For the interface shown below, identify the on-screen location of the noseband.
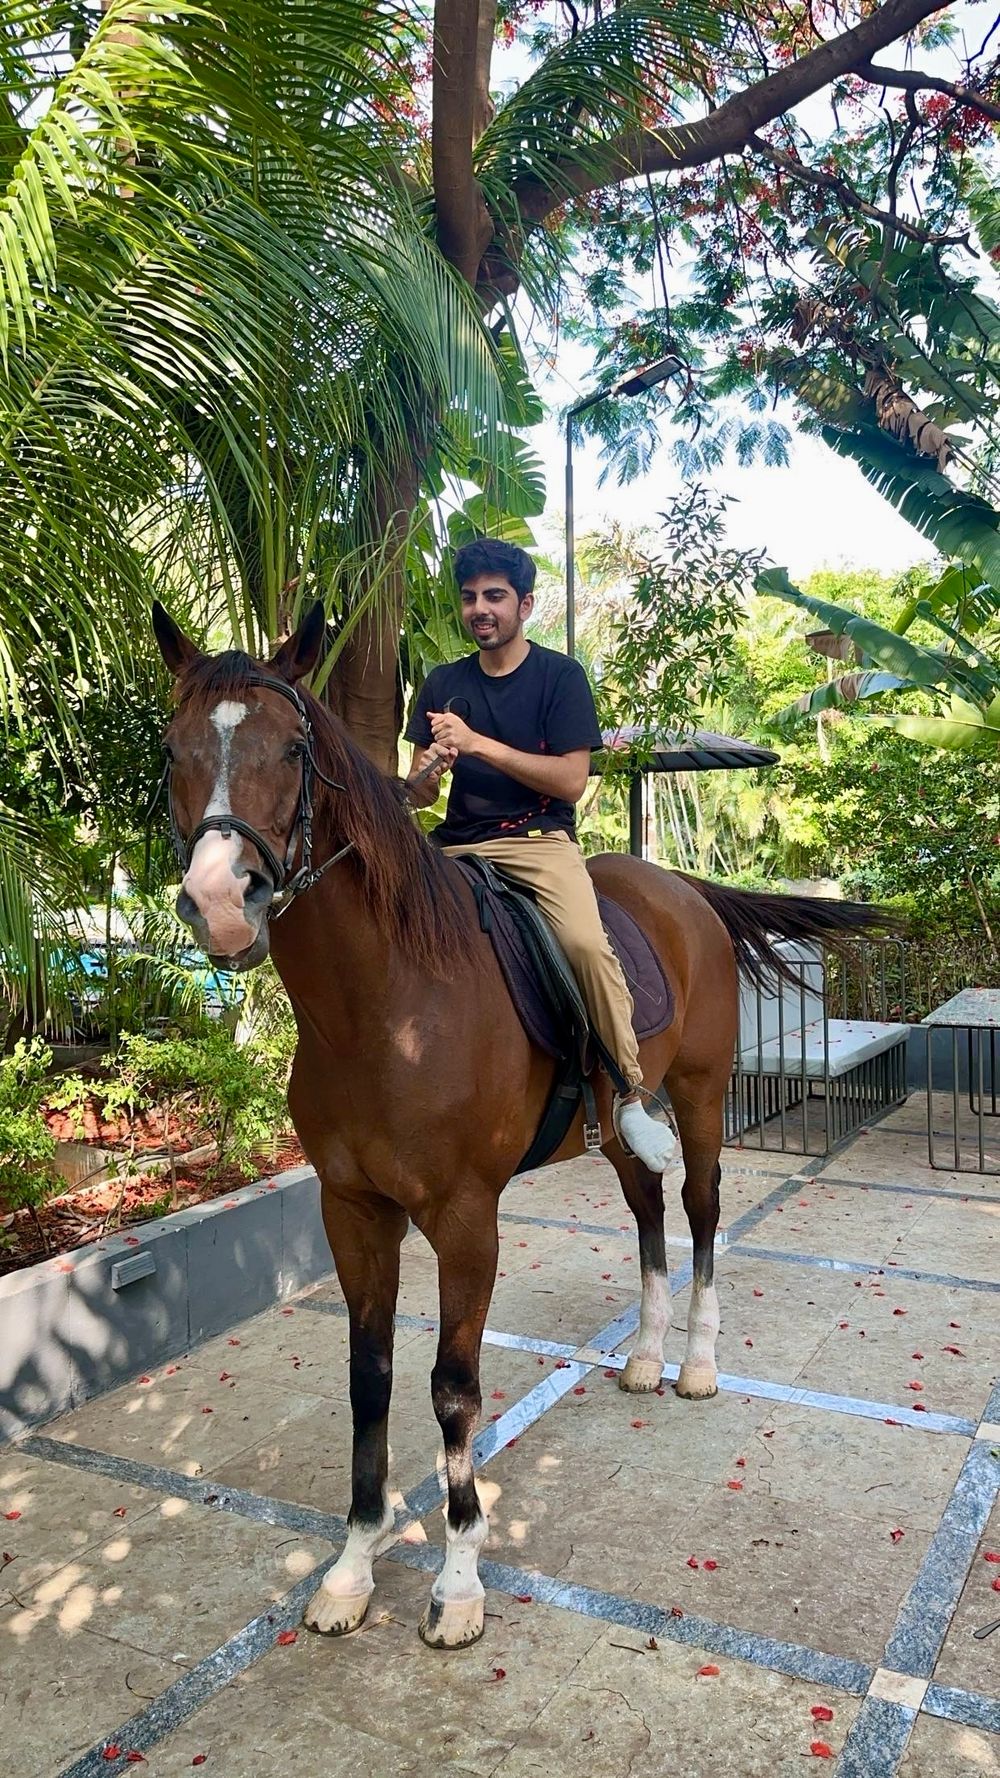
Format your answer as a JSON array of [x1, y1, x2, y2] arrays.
[[153, 670, 350, 919]]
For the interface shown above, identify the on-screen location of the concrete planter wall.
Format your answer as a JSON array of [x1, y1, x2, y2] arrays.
[[0, 1162, 329, 1443]]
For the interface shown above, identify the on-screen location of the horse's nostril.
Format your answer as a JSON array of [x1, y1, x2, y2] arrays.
[[176, 888, 200, 928], [244, 869, 273, 908]]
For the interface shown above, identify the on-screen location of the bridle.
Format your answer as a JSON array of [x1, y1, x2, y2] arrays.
[[151, 669, 351, 921]]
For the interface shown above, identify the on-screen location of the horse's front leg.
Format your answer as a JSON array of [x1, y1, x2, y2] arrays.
[[419, 1194, 498, 1650], [304, 1190, 407, 1636]]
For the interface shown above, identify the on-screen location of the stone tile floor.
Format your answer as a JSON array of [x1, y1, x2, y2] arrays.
[[2, 1093, 999, 1776]]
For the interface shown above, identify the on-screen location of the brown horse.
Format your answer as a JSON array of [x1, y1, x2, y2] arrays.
[[152, 601, 884, 1650]]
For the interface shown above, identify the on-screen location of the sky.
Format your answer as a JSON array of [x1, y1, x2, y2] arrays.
[[496, 1, 994, 584]]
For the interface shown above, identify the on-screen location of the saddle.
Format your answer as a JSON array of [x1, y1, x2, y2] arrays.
[[454, 856, 674, 1174]]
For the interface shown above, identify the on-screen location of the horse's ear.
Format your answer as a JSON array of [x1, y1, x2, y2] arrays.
[[152, 602, 201, 677], [270, 601, 326, 684]]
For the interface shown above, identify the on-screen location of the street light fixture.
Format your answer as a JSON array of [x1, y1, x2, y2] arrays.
[[564, 354, 683, 658]]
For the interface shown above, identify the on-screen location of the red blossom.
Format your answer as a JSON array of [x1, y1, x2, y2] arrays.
[[704, 1559, 719, 1571], [276, 1629, 297, 1646], [811, 1706, 834, 1722], [514, 1593, 533, 1603], [697, 1664, 720, 1677], [3, 1510, 21, 1521], [810, 1742, 833, 1759], [687, 1556, 700, 1569], [889, 1528, 904, 1543]]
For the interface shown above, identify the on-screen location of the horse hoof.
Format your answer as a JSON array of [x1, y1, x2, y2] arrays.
[[418, 1593, 485, 1650], [619, 1356, 663, 1393], [674, 1364, 718, 1401], [303, 1583, 371, 1637]]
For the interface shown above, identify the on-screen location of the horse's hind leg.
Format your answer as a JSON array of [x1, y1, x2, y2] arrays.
[[304, 1190, 407, 1636], [668, 1068, 726, 1401], [609, 1148, 672, 1393]]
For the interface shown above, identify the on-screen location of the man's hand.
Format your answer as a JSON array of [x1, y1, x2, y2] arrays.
[[406, 744, 457, 808], [429, 710, 478, 755]]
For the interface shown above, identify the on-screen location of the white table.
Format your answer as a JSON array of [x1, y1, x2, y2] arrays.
[[923, 989, 1000, 1172]]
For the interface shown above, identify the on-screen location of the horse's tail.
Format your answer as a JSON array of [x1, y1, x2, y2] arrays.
[[679, 875, 900, 990]]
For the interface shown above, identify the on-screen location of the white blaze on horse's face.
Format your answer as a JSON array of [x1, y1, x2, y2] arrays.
[[181, 701, 257, 958]]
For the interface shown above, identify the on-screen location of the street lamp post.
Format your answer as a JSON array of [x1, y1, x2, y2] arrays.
[[564, 355, 682, 659]]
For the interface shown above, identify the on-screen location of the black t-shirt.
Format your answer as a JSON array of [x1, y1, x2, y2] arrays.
[[405, 644, 604, 846]]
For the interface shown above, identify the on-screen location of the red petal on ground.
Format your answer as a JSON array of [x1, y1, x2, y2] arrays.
[[736, 1458, 746, 1467], [630, 1419, 649, 1429], [138, 1376, 152, 1385], [912, 1404, 927, 1412], [218, 1372, 232, 1383], [893, 1308, 907, 1316], [670, 1606, 684, 1617], [687, 1556, 699, 1568], [604, 1369, 617, 1379], [907, 1381, 924, 1391], [573, 1386, 586, 1395], [123, 1237, 140, 1247], [942, 1346, 965, 1356], [912, 1352, 924, 1360], [697, 1665, 720, 1677], [889, 1528, 904, 1543], [3, 1510, 21, 1521], [601, 1273, 612, 1281], [703, 1559, 718, 1571], [950, 1321, 961, 1328], [113, 1507, 127, 1519], [727, 1481, 743, 1491], [753, 1289, 764, 1297], [276, 1629, 297, 1646], [192, 1760, 207, 1768], [102, 1749, 121, 1763], [514, 1593, 533, 1603], [489, 1667, 506, 1681], [537, 1357, 546, 1365], [201, 1406, 213, 1414], [489, 1412, 501, 1422], [984, 1552, 1000, 1562], [810, 1741, 833, 1758], [125, 1754, 146, 1764], [490, 1390, 506, 1400], [810, 1706, 834, 1722], [884, 1418, 901, 1426], [555, 1360, 570, 1369], [744, 1339, 753, 1348], [280, 1308, 294, 1316], [993, 1578, 1000, 1593], [228, 1339, 240, 1347]]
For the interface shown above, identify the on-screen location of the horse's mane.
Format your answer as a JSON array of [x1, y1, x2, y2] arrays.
[[175, 652, 469, 976]]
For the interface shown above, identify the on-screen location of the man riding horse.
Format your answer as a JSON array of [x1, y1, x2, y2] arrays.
[[405, 536, 674, 1175]]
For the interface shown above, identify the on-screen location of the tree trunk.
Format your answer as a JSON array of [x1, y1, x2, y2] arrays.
[[325, 453, 420, 774]]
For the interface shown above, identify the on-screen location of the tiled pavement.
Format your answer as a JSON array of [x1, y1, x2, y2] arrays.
[[2, 1096, 999, 1776]]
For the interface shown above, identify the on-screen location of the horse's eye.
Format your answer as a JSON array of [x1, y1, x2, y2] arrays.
[[162, 740, 176, 763], [285, 740, 305, 764]]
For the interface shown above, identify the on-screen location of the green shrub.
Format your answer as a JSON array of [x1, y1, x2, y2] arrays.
[[0, 1040, 60, 1217]]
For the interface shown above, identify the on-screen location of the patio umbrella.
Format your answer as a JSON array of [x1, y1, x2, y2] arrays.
[[593, 727, 780, 856]]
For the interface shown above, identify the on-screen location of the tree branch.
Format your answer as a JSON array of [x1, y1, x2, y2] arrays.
[[432, 0, 495, 281], [854, 57, 1000, 122], [750, 134, 971, 248], [512, 0, 958, 224]]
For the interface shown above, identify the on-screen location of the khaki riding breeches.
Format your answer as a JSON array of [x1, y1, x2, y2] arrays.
[[443, 830, 642, 1091]]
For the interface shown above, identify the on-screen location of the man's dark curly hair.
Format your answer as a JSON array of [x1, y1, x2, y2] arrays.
[[453, 537, 536, 601]]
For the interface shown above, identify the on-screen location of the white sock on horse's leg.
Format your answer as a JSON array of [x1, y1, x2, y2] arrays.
[[419, 1447, 488, 1649], [303, 1494, 395, 1636], [675, 1277, 720, 1399], [620, 1265, 670, 1392]]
